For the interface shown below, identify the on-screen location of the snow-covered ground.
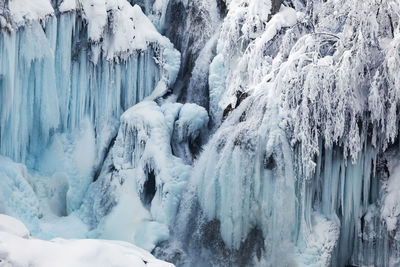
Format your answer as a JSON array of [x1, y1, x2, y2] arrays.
[[0, 214, 174, 267]]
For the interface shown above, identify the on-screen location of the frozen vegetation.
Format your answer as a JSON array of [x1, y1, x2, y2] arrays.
[[1, 0, 400, 266]]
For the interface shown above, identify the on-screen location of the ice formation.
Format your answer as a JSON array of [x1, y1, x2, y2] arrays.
[[0, 0, 181, 219], [157, 0, 400, 266], [2, 0, 400, 266], [0, 0, 180, 164], [78, 100, 208, 251], [0, 0, 182, 257]]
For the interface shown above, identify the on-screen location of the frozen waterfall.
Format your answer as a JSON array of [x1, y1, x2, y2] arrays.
[[2, 0, 400, 266]]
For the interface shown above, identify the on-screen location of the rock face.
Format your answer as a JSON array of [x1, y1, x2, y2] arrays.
[[2, 0, 400, 266], [0, 0, 8, 10], [271, 0, 284, 18]]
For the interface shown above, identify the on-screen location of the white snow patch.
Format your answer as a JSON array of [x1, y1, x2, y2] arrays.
[[175, 103, 209, 140], [0, 215, 174, 267], [0, 214, 29, 238], [57, 0, 179, 61], [59, 0, 77, 12], [257, 6, 297, 46], [10, 0, 181, 63], [9, 0, 54, 25]]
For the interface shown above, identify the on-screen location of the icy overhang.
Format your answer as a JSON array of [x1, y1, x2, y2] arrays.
[[8, 0, 54, 26], [5, 0, 180, 64]]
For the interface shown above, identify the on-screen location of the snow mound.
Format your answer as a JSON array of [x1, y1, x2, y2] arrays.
[[9, 0, 54, 25], [0, 214, 29, 238], [172, 103, 209, 164], [175, 103, 209, 139], [6, 0, 181, 65], [58, 0, 181, 62], [0, 215, 174, 267]]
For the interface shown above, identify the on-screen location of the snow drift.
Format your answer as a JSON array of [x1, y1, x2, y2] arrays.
[[0, 214, 174, 267]]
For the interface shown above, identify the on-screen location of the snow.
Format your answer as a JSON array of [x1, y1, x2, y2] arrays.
[[79, 0, 108, 42], [8, 0, 181, 63], [60, 0, 181, 62], [0, 215, 175, 267], [9, 0, 54, 25], [174, 103, 209, 145], [171, 103, 209, 164], [0, 214, 29, 238], [209, 53, 226, 123], [58, 0, 76, 12], [79, 1, 173, 56], [256, 7, 297, 46], [209, 4, 298, 125]]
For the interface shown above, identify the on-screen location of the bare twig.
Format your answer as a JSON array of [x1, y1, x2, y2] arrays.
[[313, 32, 340, 40]]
